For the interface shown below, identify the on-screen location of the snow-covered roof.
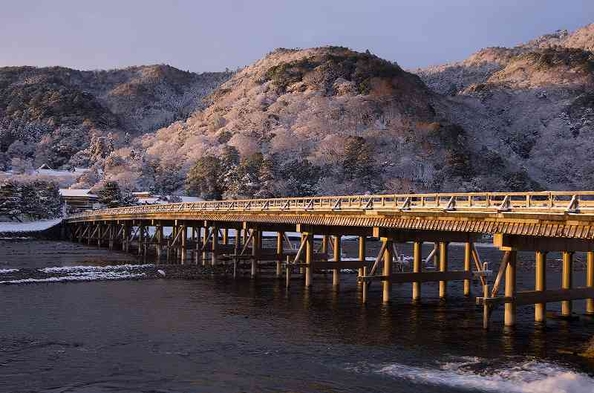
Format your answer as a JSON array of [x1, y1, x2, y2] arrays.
[[60, 188, 97, 197], [179, 196, 204, 203]]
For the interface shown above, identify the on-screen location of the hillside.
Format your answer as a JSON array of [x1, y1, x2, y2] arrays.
[[416, 23, 594, 190], [0, 65, 231, 170], [103, 47, 532, 197]]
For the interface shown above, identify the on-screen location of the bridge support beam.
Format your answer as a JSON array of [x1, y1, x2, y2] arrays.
[[586, 251, 594, 315], [358, 236, 366, 281], [382, 238, 393, 303], [251, 229, 260, 277], [463, 242, 472, 296], [412, 241, 422, 302], [333, 235, 341, 288], [181, 224, 187, 264], [438, 242, 449, 299], [535, 251, 547, 322], [276, 231, 284, 278], [211, 225, 219, 265], [305, 233, 314, 288], [504, 251, 517, 327], [561, 251, 573, 317]]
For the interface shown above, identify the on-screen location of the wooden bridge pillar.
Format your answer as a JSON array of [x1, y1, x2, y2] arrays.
[[358, 236, 366, 280], [180, 224, 187, 264], [251, 229, 260, 277], [321, 235, 329, 255], [222, 228, 229, 245], [438, 242, 449, 299], [332, 235, 341, 287], [412, 241, 422, 301], [535, 251, 547, 322], [382, 238, 394, 303], [588, 251, 594, 315], [562, 251, 574, 317], [305, 233, 314, 288], [211, 225, 219, 265], [156, 224, 163, 259], [276, 231, 284, 278], [97, 223, 102, 247], [463, 242, 472, 296], [138, 223, 145, 256], [504, 250, 517, 327], [108, 223, 114, 250]]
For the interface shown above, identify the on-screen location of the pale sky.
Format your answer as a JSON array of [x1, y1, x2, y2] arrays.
[[0, 0, 592, 72]]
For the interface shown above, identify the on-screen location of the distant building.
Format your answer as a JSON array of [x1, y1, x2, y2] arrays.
[[59, 189, 100, 213]]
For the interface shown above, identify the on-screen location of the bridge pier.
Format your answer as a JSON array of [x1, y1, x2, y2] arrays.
[[586, 251, 594, 315], [438, 242, 449, 299], [535, 251, 547, 322], [463, 242, 472, 296], [358, 236, 366, 281], [305, 233, 314, 288], [332, 235, 341, 288], [382, 238, 394, 303], [251, 229, 260, 277], [504, 251, 517, 327], [276, 231, 284, 278], [561, 251, 573, 317], [412, 241, 422, 302]]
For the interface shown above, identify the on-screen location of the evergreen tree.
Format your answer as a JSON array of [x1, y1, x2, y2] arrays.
[[342, 136, 376, 190], [0, 180, 23, 221], [185, 155, 224, 200], [97, 181, 124, 208]]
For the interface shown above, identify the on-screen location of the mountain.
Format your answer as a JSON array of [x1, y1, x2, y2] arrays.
[[3, 23, 593, 197], [106, 47, 532, 197], [416, 23, 594, 190], [0, 65, 231, 170]]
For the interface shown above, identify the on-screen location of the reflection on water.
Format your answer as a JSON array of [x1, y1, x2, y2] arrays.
[[0, 239, 593, 392]]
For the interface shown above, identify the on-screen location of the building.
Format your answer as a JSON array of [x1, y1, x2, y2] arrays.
[[59, 189, 100, 213]]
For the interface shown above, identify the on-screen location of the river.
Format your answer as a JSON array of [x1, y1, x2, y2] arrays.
[[1, 238, 593, 392]]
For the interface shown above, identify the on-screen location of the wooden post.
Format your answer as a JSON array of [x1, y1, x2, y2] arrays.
[[358, 236, 366, 280], [412, 241, 422, 301], [180, 224, 187, 264], [483, 284, 490, 329], [587, 251, 594, 315], [333, 235, 341, 287], [156, 223, 163, 260], [108, 224, 114, 250], [251, 229, 260, 277], [202, 225, 209, 265], [97, 223, 102, 247], [504, 250, 517, 327], [211, 225, 219, 265], [305, 233, 314, 288], [382, 238, 393, 303], [322, 235, 329, 255], [463, 242, 472, 296], [276, 231, 284, 278], [562, 251, 573, 317], [535, 251, 547, 322], [362, 266, 368, 304], [137, 223, 144, 256], [223, 228, 229, 245], [438, 242, 448, 299]]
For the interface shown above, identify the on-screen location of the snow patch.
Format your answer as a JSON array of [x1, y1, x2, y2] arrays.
[[0, 268, 19, 274], [0, 218, 62, 233]]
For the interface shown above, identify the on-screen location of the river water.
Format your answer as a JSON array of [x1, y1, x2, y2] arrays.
[[1, 238, 593, 393]]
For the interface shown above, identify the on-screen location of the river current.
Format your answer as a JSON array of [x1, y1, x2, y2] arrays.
[[1, 238, 593, 393]]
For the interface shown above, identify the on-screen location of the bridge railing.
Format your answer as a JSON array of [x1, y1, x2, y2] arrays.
[[67, 191, 594, 220]]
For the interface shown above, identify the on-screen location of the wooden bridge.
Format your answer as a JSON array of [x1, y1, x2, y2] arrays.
[[64, 191, 594, 328]]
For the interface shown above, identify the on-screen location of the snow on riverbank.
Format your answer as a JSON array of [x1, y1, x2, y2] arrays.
[[0, 218, 62, 233]]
